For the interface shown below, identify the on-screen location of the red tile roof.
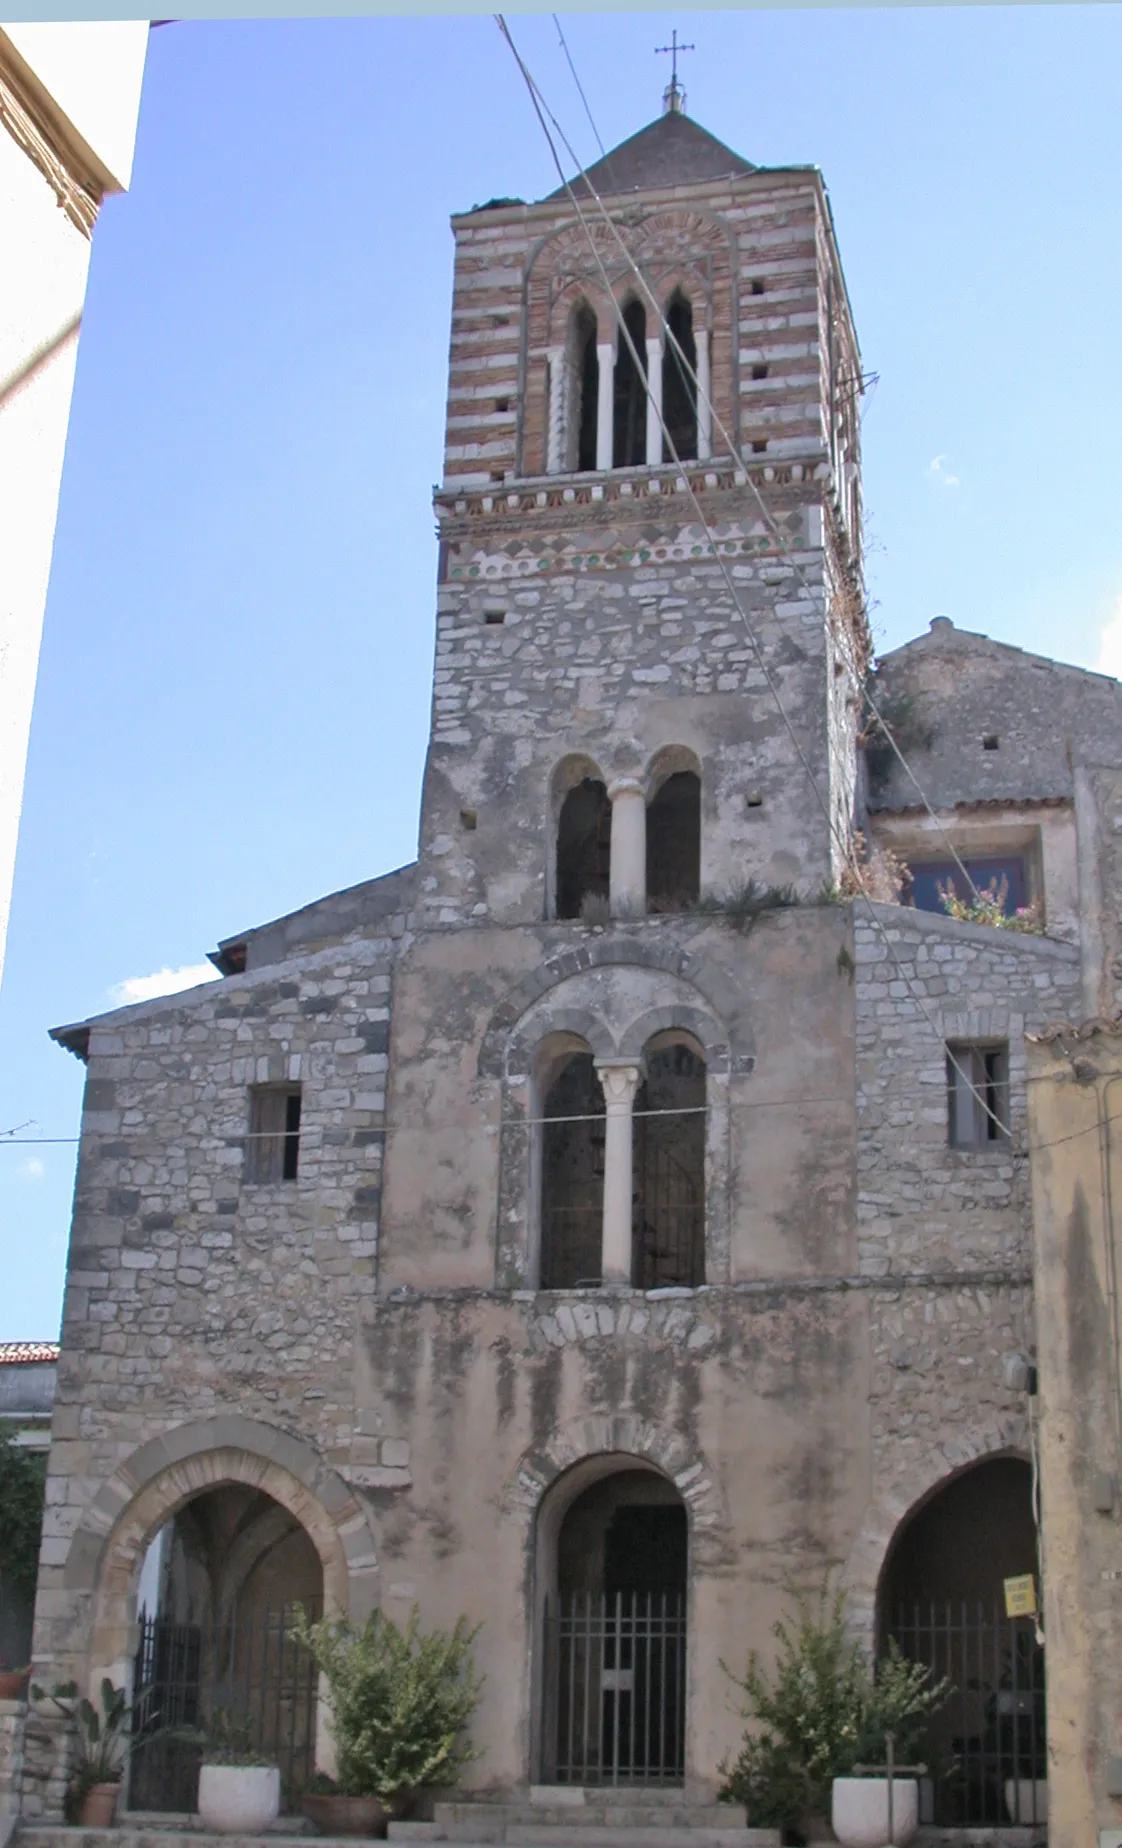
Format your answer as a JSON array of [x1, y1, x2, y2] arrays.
[[0, 1342, 59, 1364]]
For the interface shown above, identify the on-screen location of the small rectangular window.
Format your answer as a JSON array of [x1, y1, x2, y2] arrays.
[[751, 364, 769, 380], [947, 1043, 1009, 1148], [247, 1085, 302, 1183], [751, 278, 766, 296]]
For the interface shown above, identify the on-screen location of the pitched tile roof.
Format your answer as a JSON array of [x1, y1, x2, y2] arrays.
[[546, 110, 756, 202], [0, 1342, 59, 1365]]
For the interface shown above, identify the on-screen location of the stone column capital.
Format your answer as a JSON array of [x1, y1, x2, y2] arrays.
[[606, 776, 645, 803], [594, 1059, 644, 1110]]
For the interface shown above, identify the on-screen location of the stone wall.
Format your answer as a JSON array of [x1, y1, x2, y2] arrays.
[[0, 1700, 25, 1837], [869, 616, 1122, 813], [420, 524, 858, 926]]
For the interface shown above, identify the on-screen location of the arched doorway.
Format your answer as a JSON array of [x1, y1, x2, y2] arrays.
[[538, 1460, 687, 1786], [129, 1484, 323, 1811], [878, 1456, 1044, 1827]]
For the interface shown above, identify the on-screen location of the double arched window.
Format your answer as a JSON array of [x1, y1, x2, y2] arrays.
[[539, 1033, 707, 1290], [551, 751, 701, 920]]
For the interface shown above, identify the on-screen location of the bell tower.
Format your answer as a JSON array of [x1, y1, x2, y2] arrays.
[[418, 106, 868, 931]]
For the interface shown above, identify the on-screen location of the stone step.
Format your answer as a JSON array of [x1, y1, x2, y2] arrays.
[[392, 1827, 773, 1848], [431, 1804, 747, 1829]]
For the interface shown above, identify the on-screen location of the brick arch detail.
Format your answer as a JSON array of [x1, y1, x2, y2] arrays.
[[478, 934, 746, 1079], [501, 1414, 730, 1567], [840, 1419, 1031, 1649], [64, 1416, 379, 1685], [520, 207, 737, 476]]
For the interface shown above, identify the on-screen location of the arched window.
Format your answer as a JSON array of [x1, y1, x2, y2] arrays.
[[662, 293, 698, 463], [569, 304, 599, 473], [613, 298, 647, 468], [633, 1038, 705, 1288], [646, 770, 701, 912], [540, 1052, 605, 1289], [556, 777, 611, 920]]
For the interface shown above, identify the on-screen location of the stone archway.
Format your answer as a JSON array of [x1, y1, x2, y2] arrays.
[[840, 1420, 1031, 1650], [61, 1416, 377, 1691]]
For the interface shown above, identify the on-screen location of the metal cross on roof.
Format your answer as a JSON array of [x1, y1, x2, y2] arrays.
[[655, 29, 695, 114]]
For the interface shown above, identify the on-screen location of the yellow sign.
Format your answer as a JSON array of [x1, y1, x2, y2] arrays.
[[1004, 1574, 1038, 1617]]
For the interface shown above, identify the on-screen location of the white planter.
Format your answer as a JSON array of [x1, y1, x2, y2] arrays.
[[197, 1762, 281, 1833], [1004, 1777, 1049, 1825], [831, 1775, 919, 1847]]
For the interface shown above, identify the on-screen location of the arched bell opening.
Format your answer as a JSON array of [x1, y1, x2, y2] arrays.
[[613, 299, 648, 469], [646, 768, 701, 913], [662, 293, 698, 463], [570, 302, 600, 474], [632, 1035, 706, 1289], [129, 1484, 323, 1812], [555, 778, 612, 921], [535, 1457, 687, 1786], [877, 1455, 1044, 1828]]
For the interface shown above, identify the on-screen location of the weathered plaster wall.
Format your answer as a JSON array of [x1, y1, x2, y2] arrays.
[[1026, 1025, 1122, 1846], [353, 1288, 871, 1794], [380, 907, 855, 1294]]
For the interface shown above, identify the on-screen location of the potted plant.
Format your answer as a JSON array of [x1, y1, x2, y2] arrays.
[[33, 1677, 131, 1826], [830, 1648, 948, 1848], [290, 1604, 481, 1837], [720, 1585, 947, 1847], [192, 1704, 281, 1834]]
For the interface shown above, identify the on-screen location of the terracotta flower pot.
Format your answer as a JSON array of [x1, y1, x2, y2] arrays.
[[299, 1792, 390, 1837], [76, 1781, 122, 1828], [0, 1670, 29, 1701]]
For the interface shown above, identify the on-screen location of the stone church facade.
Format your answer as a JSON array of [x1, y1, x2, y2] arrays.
[[19, 104, 1122, 1825]]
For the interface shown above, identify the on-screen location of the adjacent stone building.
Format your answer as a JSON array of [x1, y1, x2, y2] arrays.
[[20, 97, 1122, 1835]]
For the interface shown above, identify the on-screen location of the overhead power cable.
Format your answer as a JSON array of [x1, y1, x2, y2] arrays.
[[493, 15, 1010, 1143]]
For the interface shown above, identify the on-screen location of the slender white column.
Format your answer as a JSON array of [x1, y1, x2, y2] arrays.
[[607, 777, 646, 917], [646, 334, 664, 467], [596, 1060, 643, 1286], [546, 346, 565, 474], [696, 326, 712, 461], [596, 342, 614, 472]]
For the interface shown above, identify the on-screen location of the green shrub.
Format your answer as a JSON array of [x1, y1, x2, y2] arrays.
[[290, 1605, 481, 1803], [0, 1429, 47, 1608], [720, 1584, 948, 1831]]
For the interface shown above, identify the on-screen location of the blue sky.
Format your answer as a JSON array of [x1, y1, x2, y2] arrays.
[[3, 5, 1122, 1338]]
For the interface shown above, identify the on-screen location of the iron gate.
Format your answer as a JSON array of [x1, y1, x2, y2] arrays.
[[888, 1602, 1046, 1827], [542, 1591, 685, 1785], [128, 1604, 320, 1812]]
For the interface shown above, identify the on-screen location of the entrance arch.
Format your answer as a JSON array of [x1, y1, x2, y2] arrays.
[[129, 1481, 324, 1810], [536, 1457, 687, 1787], [877, 1455, 1044, 1827]]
